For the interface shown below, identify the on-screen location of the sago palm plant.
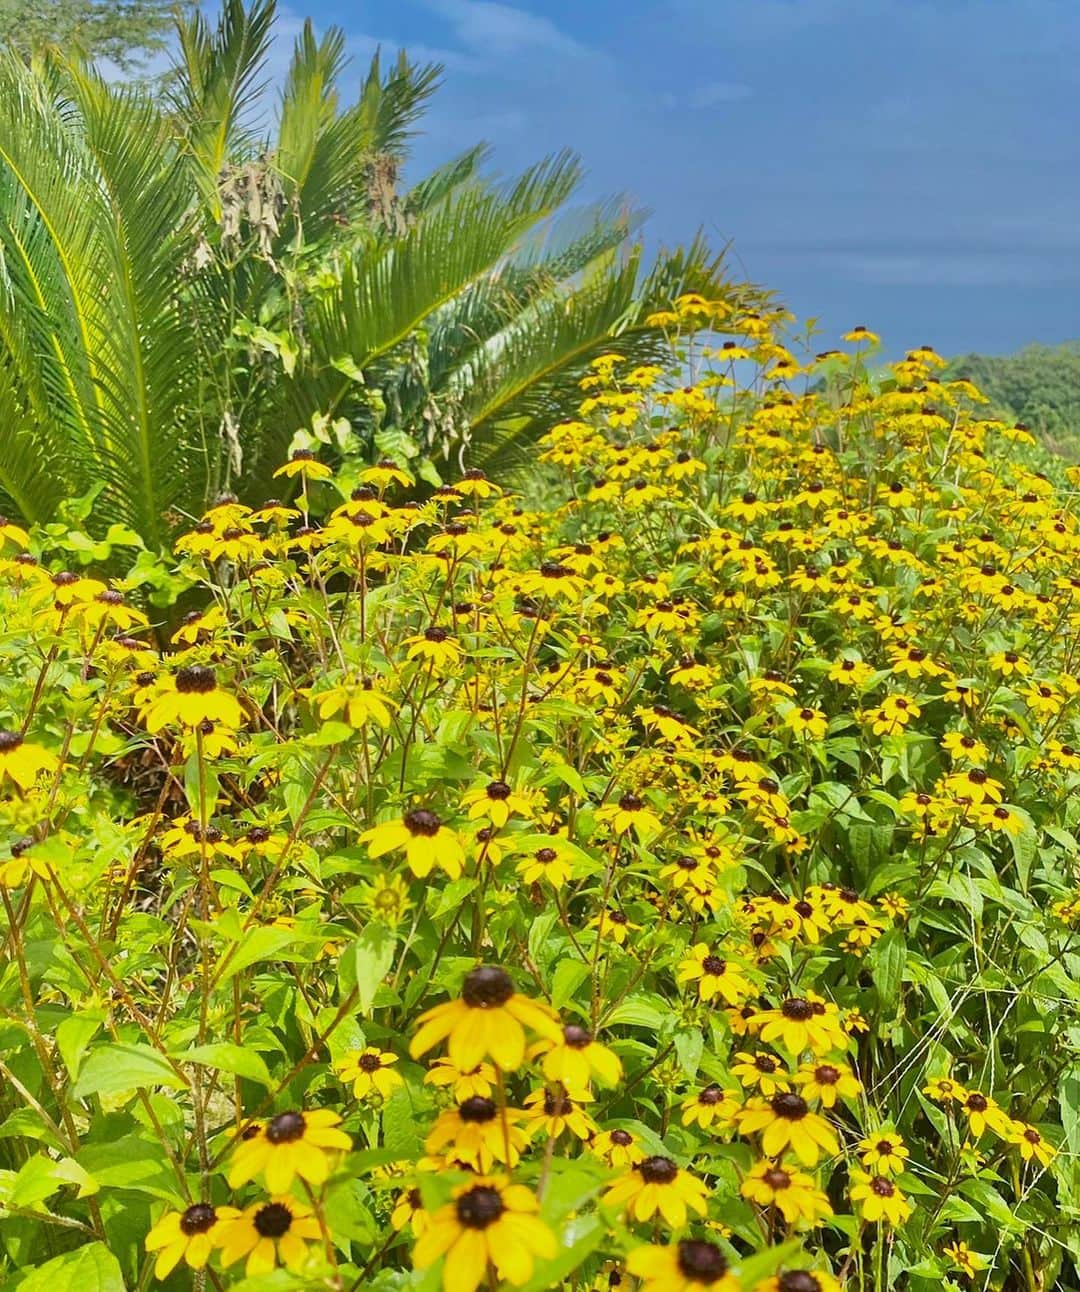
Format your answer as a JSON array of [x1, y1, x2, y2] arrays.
[[0, 0, 753, 544]]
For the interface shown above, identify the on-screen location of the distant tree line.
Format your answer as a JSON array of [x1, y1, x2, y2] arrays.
[[946, 342, 1080, 461]]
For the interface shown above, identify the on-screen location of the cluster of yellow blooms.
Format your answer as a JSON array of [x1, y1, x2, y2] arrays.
[[0, 293, 1075, 1290]]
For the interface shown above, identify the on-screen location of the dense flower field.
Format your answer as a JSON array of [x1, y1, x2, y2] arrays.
[[1, 298, 1078, 1291]]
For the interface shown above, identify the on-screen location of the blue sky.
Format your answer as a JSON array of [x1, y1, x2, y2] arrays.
[[278, 0, 1080, 357]]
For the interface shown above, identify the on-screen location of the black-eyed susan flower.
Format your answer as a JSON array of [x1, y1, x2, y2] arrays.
[[596, 791, 663, 838], [412, 1177, 555, 1292], [424, 1056, 497, 1101], [731, 1051, 790, 1097], [315, 677, 393, 729], [960, 1090, 1012, 1139], [522, 1086, 596, 1140], [410, 966, 561, 1071], [848, 1170, 912, 1225], [516, 844, 573, 889], [143, 665, 245, 732], [944, 1240, 988, 1277], [425, 1096, 528, 1170], [360, 808, 465, 879], [391, 1186, 429, 1236], [217, 1196, 322, 1275], [273, 448, 333, 482], [1007, 1121, 1055, 1166], [626, 1239, 741, 1292], [740, 1160, 833, 1225], [529, 1023, 622, 1089], [461, 779, 534, 828], [792, 1061, 861, 1108], [405, 626, 462, 671], [603, 1155, 709, 1227], [144, 1202, 239, 1278], [677, 945, 753, 1004], [680, 1083, 741, 1129], [754, 1270, 841, 1292], [587, 908, 640, 945], [227, 1108, 351, 1191], [335, 1047, 403, 1100], [858, 1131, 908, 1175], [591, 1127, 645, 1168], [0, 732, 57, 790], [752, 997, 847, 1056], [736, 1093, 838, 1165]]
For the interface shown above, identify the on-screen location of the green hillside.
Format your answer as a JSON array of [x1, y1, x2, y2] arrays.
[[946, 341, 1080, 459]]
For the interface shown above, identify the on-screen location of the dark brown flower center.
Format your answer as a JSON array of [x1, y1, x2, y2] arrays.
[[610, 1129, 633, 1146], [266, 1111, 306, 1144], [638, 1155, 679, 1184], [702, 955, 726, 976], [180, 1203, 217, 1235], [781, 997, 813, 1021], [763, 1166, 791, 1190], [358, 1052, 382, 1073], [779, 1275, 821, 1292], [870, 1177, 895, 1197], [462, 966, 514, 1008], [403, 809, 441, 836], [485, 781, 512, 800], [814, 1065, 840, 1084], [698, 1085, 723, 1105], [771, 1093, 809, 1120], [254, 1201, 294, 1238], [455, 1185, 504, 1228], [0, 731, 23, 753], [966, 1093, 988, 1111], [755, 1055, 778, 1073], [459, 1096, 497, 1123], [563, 1024, 591, 1048], [676, 1239, 729, 1282], [175, 665, 216, 694]]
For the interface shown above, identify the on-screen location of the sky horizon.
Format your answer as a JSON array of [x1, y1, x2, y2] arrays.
[[259, 0, 1080, 359]]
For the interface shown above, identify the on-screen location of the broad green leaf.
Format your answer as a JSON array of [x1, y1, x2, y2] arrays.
[[16, 1243, 124, 1292], [72, 1043, 188, 1098], [182, 1042, 273, 1087]]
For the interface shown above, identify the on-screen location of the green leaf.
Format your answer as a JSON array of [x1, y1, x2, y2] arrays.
[[551, 958, 590, 1009], [217, 926, 306, 983], [71, 1043, 187, 1099], [343, 923, 397, 1015], [870, 928, 907, 1012], [15, 1243, 124, 1292], [182, 1042, 273, 1087], [77, 1135, 184, 1203]]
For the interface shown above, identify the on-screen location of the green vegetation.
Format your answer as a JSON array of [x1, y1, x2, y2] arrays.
[[0, 0, 181, 70], [0, 0, 749, 549], [946, 342, 1080, 460]]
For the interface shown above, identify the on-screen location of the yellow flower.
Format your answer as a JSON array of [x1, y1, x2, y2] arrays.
[[516, 843, 574, 889], [944, 1240, 988, 1278], [730, 1052, 790, 1097], [273, 449, 333, 481], [680, 1084, 741, 1129], [754, 1270, 841, 1292], [227, 1108, 351, 1191], [783, 706, 828, 740], [461, 779, 534, 828], [144, 1202, 239, 1278], [597, 791, 663, 837], [335, 1047, 403, 1100], [751, 997, 847, 1057], [960, 1090, 1012, 1139], [316, 678, 394, 728], [529, 1023, 622, 1089], [848, 1170, 912, 1225], [1008, 1121, 1055, 1167], [0, 731, 57, 790], [626, 1239, 741, 1291], [425, 1096, 529, 1170], [360, 808, 465, 879], [858, 1131, 908, 1175], [360, 458, 414, 490], [412, 1177, 556, 1292], [405, 626, 462, 671], [142, 666, 245, 732], [677, 944, 754, 1004], [591, 1127, 645, 1168], [522, 1086, 596, 1140], [735, 1093, 839, 1165], [740, 1160, 833, 1225], [410, 966, 561, 1071], [844, 324, 880, 344], [424, 1056, 497, 1101], [217, 1195, 322, 1276], [603, 1155, 709, 1227], [792, 1061, 861, 1108]]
